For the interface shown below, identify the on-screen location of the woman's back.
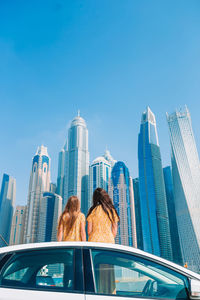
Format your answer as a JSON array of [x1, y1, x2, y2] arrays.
[[62, 212, 85, 241], [87, 205, 118, 243]]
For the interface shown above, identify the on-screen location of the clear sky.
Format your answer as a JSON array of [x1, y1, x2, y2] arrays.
[[0, 0, 200, 205]]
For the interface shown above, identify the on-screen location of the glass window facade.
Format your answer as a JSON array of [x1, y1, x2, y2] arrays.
[[138, 107, 172, 260]]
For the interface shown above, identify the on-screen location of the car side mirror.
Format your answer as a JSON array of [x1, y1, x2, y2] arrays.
[[190, 279, 200, 299]]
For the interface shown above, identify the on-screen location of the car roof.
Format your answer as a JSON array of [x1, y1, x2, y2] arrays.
[[0, 241, 200, 280]]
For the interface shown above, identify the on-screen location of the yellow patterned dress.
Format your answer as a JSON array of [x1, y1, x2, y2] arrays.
[[87, 205, 119, 243], [63, 212, 85, 241]]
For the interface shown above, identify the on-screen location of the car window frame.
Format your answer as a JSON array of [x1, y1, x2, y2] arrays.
[[83, 246, 190, 298], [0, 246, 84, 294]]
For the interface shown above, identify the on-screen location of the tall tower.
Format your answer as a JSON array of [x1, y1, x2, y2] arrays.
[[37, 192, 62, 242], [24, 145, 50, 244], [0, 174, 16, 247], [163, 166, 182, 265], [64, 114, 89, 215], [133, 178, 143, 250], [167, 107, 200, 272], [10, 206, 26, 245], [109, 161, 137, 247], [89, 155, 112, 208], [138, 107, 172, 260], [56, 144, 67, 200]]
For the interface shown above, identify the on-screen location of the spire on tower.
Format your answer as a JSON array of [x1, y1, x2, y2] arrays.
[[78, 110, 80, 117]]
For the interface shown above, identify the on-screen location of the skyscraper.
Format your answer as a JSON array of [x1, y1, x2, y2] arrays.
[[89, 154, 112, 208], [167, 107, 200, 272], [56, 144, 67, 201], [138, 107, 172, 260], [37, 192, 62, 242], [0, 174, 16, 247], [24, 145, 50, 244], [9, 206, 26, 245], [163, 166, 182, 265], [109, 161, 137, 247], [64, 114, 89, 215], [132, 178, 143, 250]]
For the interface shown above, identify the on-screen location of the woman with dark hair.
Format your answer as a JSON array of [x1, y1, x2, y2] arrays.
[[87, 188, 119, 243], [57, 196, 86, 242]]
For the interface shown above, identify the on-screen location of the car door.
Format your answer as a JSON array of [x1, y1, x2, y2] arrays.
[[0, 247, 85, 300], [84, 247, 190, 300]]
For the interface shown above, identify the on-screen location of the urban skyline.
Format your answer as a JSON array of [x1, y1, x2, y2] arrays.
[[1, 1, 200, 207]]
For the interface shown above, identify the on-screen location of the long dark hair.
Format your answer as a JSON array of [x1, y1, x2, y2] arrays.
[[87, 188, 119, 223], [57, 196, 80, 237]]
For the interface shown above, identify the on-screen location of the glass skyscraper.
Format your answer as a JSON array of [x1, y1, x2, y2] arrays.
[[56, 144, 67, 201], [64, 114, 89, 215], [163, 166, 182, 265], [10, 206, 26, 245], [167, 107, 200, 272], [89, 153, 112, 209], [138, 107, 172, 260], [0, 174, 16, 247], [37, 192, 62, 242], [133, 178, 143, 250], [24, 145, 50, 244], [109, 161, 137, 247]]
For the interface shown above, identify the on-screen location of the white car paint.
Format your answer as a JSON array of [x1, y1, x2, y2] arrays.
[[0, 242, 200, 300]]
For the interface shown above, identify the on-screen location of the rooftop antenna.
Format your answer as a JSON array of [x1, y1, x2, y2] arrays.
[[78, 110, 80, 117]]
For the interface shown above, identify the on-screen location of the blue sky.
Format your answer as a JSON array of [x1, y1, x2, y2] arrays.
[[0, 0, 200, 205]]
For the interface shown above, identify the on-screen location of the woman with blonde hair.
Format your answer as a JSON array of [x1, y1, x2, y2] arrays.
[[57, 196, 86, 242], [87, 187, 119, 243]]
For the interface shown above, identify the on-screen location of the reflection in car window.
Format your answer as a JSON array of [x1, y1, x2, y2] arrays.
[[91, 249, 189, 299], [0, 248, 75, 292]]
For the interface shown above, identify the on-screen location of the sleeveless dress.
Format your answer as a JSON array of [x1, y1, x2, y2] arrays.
[[63, 212, 85, 241], [87, 205, 119, 243]]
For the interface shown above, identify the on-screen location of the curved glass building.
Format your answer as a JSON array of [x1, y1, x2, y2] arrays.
[[167, 107, 200, 272], [64, 114, 89, 215], [138, 107, 172, 260]]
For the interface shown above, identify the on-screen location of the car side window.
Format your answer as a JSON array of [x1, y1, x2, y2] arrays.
[[0, 248, 81, 293], [91, 249, 189, 299]]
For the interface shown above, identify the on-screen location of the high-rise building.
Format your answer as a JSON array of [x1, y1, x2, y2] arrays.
[[64, 113, 89, 215], [89, 155, 112, 208], [9, 206, 26, 245], [37, 192, 62, 242], [0, 174, 16, 247], [166, 107, 200, 272], [132, 178, 143, 250], [109, 161, 137, 247], [138, 107, 172, 260], [56, 144, 67, 201], [24, 145, 50, 244], [163, 166, 182, 265]]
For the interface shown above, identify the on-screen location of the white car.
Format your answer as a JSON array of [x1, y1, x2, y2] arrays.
[[0, 242, 200, 300]]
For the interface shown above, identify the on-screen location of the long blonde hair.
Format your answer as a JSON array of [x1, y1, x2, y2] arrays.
[[57, 196, 80, 237]]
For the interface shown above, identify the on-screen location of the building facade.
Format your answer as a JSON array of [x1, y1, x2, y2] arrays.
[[9, 206, 26, 245], [37, 192, 62, 242], [89, 155, 112, 208], [167, 107, 200, 272], [109, 161, 137, 247], [0, 174, 16, 247], [138, 107, 172, 260], [163, 166, 182, 265], [24, 145, 50, 244], [56, 145, 67, 201], [64, 114, 89, 215], [132, 178, 143, 250]]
